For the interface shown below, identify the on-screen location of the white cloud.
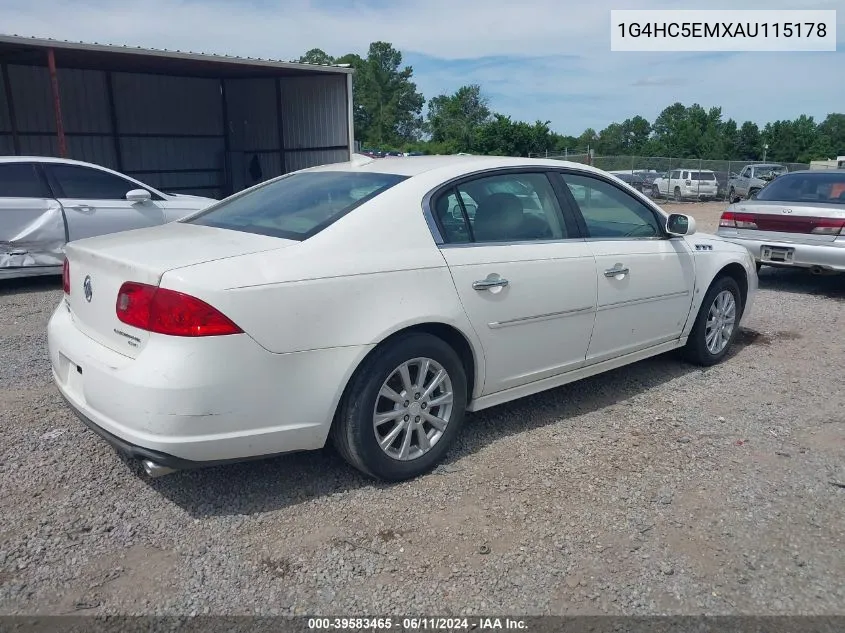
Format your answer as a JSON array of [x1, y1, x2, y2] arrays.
[[2, 0, 843, 134]]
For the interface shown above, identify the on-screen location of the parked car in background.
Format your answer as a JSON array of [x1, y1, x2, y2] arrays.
[[1, 157, 217, 280], [652, 169, 719, 201], [728, 164, 788, 202], [716, 170, 845, 274], [713, 171, 739, 199], [609, 171, 648, 193], [49, 155, 756, 482]]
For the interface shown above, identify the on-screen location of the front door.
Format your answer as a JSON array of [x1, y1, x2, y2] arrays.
[[432, 170, 598, 395], [44, 163, 165, 241], [556, 171, 695, 364]]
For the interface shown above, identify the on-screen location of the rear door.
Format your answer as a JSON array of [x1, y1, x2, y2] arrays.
[[555, 170, 695, 364], [432, 170, 598, 395], [0, 162, 66, 270], [44, 163, 166, 241]]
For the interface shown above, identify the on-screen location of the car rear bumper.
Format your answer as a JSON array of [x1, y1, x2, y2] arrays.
[[715, 234, 845, 271], [48, 302, 372, 467]]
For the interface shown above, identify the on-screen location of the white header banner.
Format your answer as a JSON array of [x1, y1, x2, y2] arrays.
[[611, 10, 837, 51]]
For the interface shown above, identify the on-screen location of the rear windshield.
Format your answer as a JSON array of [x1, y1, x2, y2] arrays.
[[185, 171, 408, 240], [756, 172, 845, 204], [690, 172, 716, 180]]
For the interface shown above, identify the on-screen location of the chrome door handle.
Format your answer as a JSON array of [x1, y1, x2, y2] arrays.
[[67, 204, 93, 211], [473, 276, 509, 290], [604, 266, 630, 277]]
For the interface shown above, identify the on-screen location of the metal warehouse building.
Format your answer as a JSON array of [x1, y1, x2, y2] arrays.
[[0, 34, 355, 198]]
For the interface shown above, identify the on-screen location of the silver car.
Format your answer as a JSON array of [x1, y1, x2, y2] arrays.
[[716, 170, 845, 274], [1, 157, 217, 280]]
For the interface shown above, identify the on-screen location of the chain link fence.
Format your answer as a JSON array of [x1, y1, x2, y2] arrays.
[[543, 154, 811, 202]]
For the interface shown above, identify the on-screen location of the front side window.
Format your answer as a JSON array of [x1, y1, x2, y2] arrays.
[[187, 171, 408, 240], [670, 170, 681, 180], [48, 164, 148, 201], [0, 163, 50, 198], [562, 173, 663, 239], [434, 172, 566, 244]]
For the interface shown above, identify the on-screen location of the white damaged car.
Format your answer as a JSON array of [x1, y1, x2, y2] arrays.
[[1, 156, 216, 279], [48, 155, 757, 481]]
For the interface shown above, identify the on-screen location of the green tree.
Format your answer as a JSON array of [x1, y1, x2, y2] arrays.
[[816, 113, 845, 156], [735, 121, 761, 160], [354, 42, 425, 145], [426, 84, 491, 150], [297, 48, 335, 65]]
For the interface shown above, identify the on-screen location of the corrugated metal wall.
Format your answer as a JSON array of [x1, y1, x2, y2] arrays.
[[0, 58, 352, 198], [279, 75, 350, 173], [0, 64, 13, 155]]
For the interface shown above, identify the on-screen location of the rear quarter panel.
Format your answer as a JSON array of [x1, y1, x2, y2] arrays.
[[160, 180, 488, 391]]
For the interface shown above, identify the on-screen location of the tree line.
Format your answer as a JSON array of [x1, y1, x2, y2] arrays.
[[299, 43, 845, 163]]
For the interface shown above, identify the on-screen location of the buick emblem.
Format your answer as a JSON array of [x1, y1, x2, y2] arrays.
[[83, 275, 93, 302]]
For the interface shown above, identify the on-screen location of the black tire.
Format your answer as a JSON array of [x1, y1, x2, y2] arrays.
[[673, 187, 682, 202], [755, 262, 762, 273], [330, 332, 468, 481], [728, 187, 737, 203], [684, 275, 744, 367]]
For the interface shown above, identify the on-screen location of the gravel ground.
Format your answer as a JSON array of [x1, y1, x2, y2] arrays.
[[1, 202, 843, 616]]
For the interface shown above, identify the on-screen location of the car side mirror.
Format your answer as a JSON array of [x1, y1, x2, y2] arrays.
[[666, 213, 696, 236], [126, 189, 151, 203]]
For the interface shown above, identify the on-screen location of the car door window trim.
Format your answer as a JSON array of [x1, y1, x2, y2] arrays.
[[548, 169, 671, 241], [423, 167, 583, 246]]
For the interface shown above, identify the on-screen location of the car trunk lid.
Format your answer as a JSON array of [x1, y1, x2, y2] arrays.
[[64, 222, 293, 358], [721, 201, 845, 243]]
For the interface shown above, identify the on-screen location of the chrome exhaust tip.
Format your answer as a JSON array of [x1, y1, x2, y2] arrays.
[[141, 459, 177, 478]]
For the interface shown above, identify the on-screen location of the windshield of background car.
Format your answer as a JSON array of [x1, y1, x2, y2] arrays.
[[756, 172, 845, 204], [185, 171, 408, 240], [690, 172, 716, 180]]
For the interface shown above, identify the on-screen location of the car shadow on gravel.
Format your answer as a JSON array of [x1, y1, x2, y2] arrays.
[[757, 267, 844, 300], [145, 335, 759, 518], [0, 276, 62, 295]]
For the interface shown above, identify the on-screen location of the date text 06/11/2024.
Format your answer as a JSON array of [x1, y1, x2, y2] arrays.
[[306, 617, 528, 630]]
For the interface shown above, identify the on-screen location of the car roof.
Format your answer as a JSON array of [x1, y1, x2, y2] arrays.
[[305, 154, 613, 179], [0, 155, 112, 168], [774, 169, 845, 175]]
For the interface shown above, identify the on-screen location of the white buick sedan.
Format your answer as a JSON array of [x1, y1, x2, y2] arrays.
[[48, 155, 757, 481]]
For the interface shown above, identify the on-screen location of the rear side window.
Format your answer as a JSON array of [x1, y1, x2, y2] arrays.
[[0, 163, 50, 198], [690, 172, 716, 180], [186, 171, 408, 240]]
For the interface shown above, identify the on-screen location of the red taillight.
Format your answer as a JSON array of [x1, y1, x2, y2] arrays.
[[115, 282, 242, 337], [62, 258, 70, 294], [810, 219, 845, 235], [719, 211, 736, 228], [719, 211, 757, 229]]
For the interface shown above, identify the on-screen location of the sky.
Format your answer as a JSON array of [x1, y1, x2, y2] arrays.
[[2, 0, 843, 136]]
